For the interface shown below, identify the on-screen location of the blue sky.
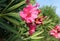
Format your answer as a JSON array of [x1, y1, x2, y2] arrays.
[[36, 0, 60, 17]]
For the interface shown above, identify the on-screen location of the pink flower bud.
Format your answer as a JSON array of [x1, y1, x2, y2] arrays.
[[27, 23, 36, 35], [50, 25, 60, 39], [26, 0, 30, 4], [29, 28, 35, 35]]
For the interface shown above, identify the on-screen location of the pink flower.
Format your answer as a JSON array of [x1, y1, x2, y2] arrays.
[[27, 23, 36, 35], [20, 4, 40, 23], [55, 25, 60, 31], [50, 29, 57, 36], [50, 25, 60, 39], [55, 33, 60, 38]]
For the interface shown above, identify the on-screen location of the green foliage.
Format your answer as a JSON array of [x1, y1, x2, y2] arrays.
[[0, 0, 60, 41], [41, 6, 59, 24]]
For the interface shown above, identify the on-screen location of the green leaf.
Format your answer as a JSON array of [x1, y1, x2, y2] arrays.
[[7, 12, 20, 19], [5, 34, 15, 41], [31, 30, 44, 37], [8, 34, 20, 41], [3, 16, 20, 26], [0, 21, 18, 34], [31, 36, 44, 39], [43, 19, 52, 24], [1, 0, 14, 13], [6, 1, 25, 12]]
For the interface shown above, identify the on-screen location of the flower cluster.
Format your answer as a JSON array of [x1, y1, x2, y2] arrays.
[[50, 25, 60, 38], [20, 4, 40, 23], [19, 4, 46, 35]]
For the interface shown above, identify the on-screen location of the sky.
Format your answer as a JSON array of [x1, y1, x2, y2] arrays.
[[36, 0, 60, 17]]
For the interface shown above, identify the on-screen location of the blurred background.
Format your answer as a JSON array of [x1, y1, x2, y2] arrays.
[[36, 0, 60, 17]]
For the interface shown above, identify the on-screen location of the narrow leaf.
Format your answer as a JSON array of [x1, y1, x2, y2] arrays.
[[31, 30, 44, 37], [31, 36, 44, 39], [6, 1, 25, 12]]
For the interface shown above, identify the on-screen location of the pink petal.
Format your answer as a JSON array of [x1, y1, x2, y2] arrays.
[[57, 33, 60, 38], [50, 29, 57, 35], [20, 11, 26, 18], [54, 33, 60, 38], [29, 29, 35, 35], [55, 25, 60, 31]]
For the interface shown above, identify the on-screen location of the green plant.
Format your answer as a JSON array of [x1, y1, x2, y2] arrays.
[[0, 0, 60, 41]]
